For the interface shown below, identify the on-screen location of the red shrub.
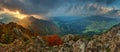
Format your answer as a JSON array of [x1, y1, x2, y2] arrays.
[[46, 35, 63, 46]]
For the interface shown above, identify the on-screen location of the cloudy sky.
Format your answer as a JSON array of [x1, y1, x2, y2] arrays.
[[0, 0, 120, 18]]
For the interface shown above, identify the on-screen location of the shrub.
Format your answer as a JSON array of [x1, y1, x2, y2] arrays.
[[46, 35, 63, 46]]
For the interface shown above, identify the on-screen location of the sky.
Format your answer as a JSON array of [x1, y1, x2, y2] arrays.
[[0, 0, 120, 19]]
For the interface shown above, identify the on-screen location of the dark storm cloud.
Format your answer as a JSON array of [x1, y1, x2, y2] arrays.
[[0, 0, 59, 15], [0, 0, 24, 11], [0, 0, 119, 16]]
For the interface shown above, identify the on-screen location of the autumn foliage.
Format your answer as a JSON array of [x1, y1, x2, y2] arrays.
[[44, 35, 63, 46]]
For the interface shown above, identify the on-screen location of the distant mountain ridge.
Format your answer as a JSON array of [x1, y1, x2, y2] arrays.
[[17, 15, 119, 36], [52, 15, 120, 36], [0, 15, 119, 36]]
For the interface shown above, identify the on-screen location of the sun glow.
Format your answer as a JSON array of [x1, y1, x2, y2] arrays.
[[2, 8, 28, 19]]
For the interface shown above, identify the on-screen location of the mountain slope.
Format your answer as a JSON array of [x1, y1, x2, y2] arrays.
[[18, 16, 59, 35], [0, 22, 36, 44]]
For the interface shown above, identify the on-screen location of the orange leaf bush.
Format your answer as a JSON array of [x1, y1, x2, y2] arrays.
[[45, 35, 63, 46]]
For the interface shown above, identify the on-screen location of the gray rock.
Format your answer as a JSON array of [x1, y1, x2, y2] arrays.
[[72, 39, 86, 52], [62, 34, 75, 42]]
